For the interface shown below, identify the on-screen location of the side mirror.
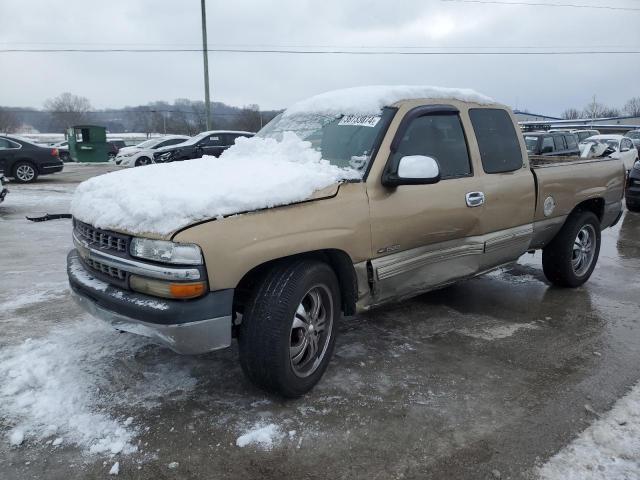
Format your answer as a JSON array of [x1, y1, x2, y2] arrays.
[[382, 155, 441, 186]]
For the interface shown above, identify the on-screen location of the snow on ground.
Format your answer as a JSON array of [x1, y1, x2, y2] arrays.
[[538, 381, 640, 479], [0, 317, 197, 455], [284, 85, 494, 116], [70, 132, 359, 236], [236, 423, 284, 450]]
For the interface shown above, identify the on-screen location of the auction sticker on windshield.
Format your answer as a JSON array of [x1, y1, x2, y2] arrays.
[[338, 114, 381, 128]]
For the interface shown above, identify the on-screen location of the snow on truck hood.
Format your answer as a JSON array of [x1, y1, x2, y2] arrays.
[[71, 85, 494, 237], [70, 132, 359, 236]]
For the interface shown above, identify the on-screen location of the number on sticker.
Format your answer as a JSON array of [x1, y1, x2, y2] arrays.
[[338, 115, 381, 128]]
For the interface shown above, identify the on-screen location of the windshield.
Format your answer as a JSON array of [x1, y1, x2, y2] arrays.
[[136, 138, 162, 149], [524, 136, 538, 152], [178, 131, 212, 147], [257, 108, 395, 171]]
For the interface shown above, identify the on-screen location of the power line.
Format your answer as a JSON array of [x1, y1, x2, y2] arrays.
[[440, 0, 640, 10], [0, 48, 638, 55], [4, 109, 262, 117]]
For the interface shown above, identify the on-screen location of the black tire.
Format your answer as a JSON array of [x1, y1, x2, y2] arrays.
[[13, 161, 38, 183], [542, 210, 601, 287], [238, 259, 340, 398], [626, 198, 640, 212], [135, 156, 151, 167]]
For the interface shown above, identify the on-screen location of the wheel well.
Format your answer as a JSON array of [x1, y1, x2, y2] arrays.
[[13, 159, 36, 174], [572, 198, 604, 221], [233, 250, 359, 317]]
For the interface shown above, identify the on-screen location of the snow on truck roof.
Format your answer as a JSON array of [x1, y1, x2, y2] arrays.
[[283, 85, 495, 116]]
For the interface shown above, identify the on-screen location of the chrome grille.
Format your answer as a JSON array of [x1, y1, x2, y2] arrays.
[[74, 221, 127, 253], [84, 258, 126, 281]]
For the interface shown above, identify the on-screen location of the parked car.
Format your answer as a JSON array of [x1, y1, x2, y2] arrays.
[[625, 129, 640, 150], [153, 130, 254, 163], [107, 139, 127, 160], [115, 135, 190, 167], [579, 135, 638, 171], [0, 169, 8, 203], [523, 132, 580, 156], [51, 140, 71, 162], [626, 159, 640, 211], [68, 86, 624, 397], [572, 129, 600, 142], [0, 135, 64, 183]]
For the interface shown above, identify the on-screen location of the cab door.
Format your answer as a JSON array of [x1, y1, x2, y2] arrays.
[[367, 105, 486, 304], [466, 108, 536, 270]]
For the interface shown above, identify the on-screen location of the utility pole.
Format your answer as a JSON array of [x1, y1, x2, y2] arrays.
[[200, 0, 211, 130]]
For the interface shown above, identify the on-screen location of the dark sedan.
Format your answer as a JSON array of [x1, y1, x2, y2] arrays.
[[153, 130, 254, 163], [0, 135, 64, 183], [626, 159, 640, 212]]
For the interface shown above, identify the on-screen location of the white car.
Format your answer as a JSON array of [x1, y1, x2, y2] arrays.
[[579, 134, 638, 170], [115, 135, 189, 167]]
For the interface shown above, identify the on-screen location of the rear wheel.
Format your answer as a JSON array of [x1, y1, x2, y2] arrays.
[[13, 161, 38, 183], [238, 260, 340, 397], [542, 210, 601, 287], [135, 156, 151, 167]]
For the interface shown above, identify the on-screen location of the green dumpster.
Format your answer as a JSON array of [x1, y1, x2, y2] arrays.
[[67, 125, 109, 163]]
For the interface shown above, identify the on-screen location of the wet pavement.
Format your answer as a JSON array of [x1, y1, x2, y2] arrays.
[[0, 165, 639, 479]]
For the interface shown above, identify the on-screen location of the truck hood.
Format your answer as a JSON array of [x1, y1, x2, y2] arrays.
[[70, 132, 359, 239]]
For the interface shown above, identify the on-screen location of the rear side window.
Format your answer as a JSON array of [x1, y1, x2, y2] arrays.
[[565, 135, 578, 149], [392, 113, 472, 179], [469, 109, 522, 173], [541, 137, 554, 152]]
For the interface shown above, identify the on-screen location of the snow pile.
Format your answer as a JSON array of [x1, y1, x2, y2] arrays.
[[284, 85, 494, 117], [538, 382, 640, 479], [0, 317, 197, 454], [71, 132, 359, 236], [236, 423, 283, 449]]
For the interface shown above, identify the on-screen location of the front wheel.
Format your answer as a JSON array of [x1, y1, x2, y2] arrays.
[[542, 210, 601, 287], [238, 260, 340, 397], [135, 156, 151, 167]]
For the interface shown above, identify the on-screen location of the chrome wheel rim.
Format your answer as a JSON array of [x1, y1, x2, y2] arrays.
[[290, 285, 333, 378], [572, 224, 596, 276], [16, 164, 35, 182]]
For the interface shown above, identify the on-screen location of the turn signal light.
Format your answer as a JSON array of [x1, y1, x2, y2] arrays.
[[129, 275, 207, 299]]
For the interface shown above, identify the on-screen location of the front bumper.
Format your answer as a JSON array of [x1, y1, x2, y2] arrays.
[[67, 250, 233, 354]]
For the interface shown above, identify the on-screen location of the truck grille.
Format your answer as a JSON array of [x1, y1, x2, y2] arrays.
[[74, 220, 128, 253], [84, 257, 126, 281]]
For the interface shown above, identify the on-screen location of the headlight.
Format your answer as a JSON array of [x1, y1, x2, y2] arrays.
[[634, 160, 640, 170], [130, 238, 203, 265]]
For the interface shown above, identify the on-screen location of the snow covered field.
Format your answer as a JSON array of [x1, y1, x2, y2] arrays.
[[1, 166, 640, 479]]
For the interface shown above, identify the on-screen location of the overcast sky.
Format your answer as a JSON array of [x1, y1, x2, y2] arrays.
[[1, 0, 639, 116]]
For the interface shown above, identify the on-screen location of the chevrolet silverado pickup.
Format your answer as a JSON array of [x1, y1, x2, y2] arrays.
[[67, 86, 625, 397]]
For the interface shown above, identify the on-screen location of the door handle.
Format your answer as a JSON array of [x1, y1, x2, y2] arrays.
[[465, 191, 485, 207]]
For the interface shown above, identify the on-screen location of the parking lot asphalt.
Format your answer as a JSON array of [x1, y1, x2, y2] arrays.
[[1, 165, 639, 480]]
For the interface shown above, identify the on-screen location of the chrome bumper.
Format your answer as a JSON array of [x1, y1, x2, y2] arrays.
[[71, 290, 232, 354]]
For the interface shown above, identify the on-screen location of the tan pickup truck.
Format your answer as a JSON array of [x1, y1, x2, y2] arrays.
[[67, 87, 624, 397]]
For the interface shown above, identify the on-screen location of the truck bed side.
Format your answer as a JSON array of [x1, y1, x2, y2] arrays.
[[529, 156, 625, 249]]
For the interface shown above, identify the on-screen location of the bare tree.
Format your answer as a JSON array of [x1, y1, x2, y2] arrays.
[[235, 104, 263, 132], [561, 108, 581, 120], [44, 92, 92, 131], [582, 101, 619, 120], [0, 107, 20, 133], [623, 97, 640, 117]]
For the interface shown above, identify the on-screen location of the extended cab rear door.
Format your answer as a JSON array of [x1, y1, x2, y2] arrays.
[[366, 103, 486, 304], [466, 108, 536, 270]]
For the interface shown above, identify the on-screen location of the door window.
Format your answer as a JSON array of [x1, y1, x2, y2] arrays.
[[541, 137, 554, 153], [469, 108, 523, 173], [201, 135, 224, 147], [0, 138, 20, 150], [553, 136, 566, 150], [391, 114, 471, 179]]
